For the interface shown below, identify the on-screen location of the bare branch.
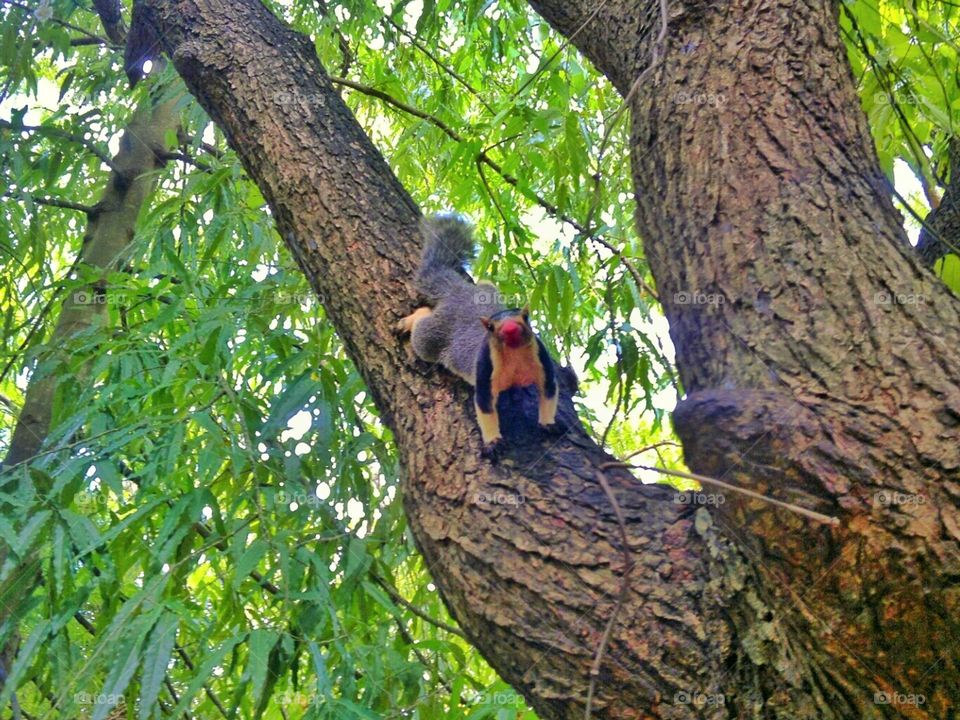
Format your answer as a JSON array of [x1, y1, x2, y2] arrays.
[[92, 0, 127, 44], [2, 191, 94, 214]]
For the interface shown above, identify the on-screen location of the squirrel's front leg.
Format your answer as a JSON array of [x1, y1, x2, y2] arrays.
[[395, 306, 432, 335], [475, 400, 503, 460], [475, 345, 503, 461], [535, 338, 563, 435], [537, 387, 559, 431]]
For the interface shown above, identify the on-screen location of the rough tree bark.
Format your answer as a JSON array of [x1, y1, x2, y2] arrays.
[[530, 0, 960, 714], [134, 0, 960, 718], [917, 137, 960, 266]]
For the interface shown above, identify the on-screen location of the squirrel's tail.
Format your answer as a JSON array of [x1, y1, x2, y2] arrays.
[[417, 214, 475, 301]]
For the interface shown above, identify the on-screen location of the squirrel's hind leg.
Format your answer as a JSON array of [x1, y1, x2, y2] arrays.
[[396, 306, 433, 335], [407, 310, 453, 363]]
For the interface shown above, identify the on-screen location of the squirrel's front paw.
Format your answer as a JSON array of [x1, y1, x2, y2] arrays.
[[539, 419, 567, 436], [480, 438, 505, 462]]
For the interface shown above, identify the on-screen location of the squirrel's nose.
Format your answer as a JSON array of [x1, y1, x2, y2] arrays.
[[500, 319, 522, 340]]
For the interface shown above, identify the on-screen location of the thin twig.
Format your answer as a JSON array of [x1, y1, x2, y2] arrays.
[[840, 5, 940, 207], [392, 617, 453, 693], [6, 104, 110, 199], [73, 612, 196, 719], [384, 16, 495, 113], [330, 76, 657, 300], [476, 157, 511, 228], [579, 0, 670, 307], [619, 441, 682, 462], [584, 468, 634, 719], [601, 461, 840, 526], [509, 0, 612, 104], [2, 191, 93, 214], [172, 645, 230, 718], [314, 0, 354, 76], [592, 234, 659, 301], [888, 180, 960, 257], [192, 520, 281, 594], [160, 150, 211, 171], [69, 36, 115, 47], [600, 310, 625, 446], [371, 574, 466, 639]]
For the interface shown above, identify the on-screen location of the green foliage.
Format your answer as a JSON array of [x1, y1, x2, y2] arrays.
[[0, 0, 953, 717], [935, 253, 960, 294], [840, 0, 960, 241]]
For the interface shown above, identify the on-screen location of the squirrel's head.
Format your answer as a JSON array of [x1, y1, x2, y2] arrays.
[[481, 307, 533, 350]]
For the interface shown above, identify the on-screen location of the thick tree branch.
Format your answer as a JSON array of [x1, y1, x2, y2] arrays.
[[2, 97, 178, 470], [917, 137, 960, 265], [92, 0, 127, 44], [0, 92, 179, 719], [528, 0, 960, 716]]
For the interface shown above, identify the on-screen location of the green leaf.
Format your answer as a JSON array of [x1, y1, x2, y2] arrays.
[[247, 628, 279, 713], [343, 536, 370, 587], [234, 538, 269, 590], [52, 521, 68, 593], [58, 71, 75, 102], [11, 510, 51, 559], [139, 613, 180, 720], [260, 369, 322, 439], [167, 635, 244, 717], [935, 253, 960, 294], [0, 620, 50, 709], [93, 631, 146, 720]]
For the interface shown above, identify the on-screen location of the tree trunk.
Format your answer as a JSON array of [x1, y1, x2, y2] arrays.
[[0, 89, 177, 715], [135, 0, 960, 717], [530, 0, 960, 714], [3, 97, 177, 471]]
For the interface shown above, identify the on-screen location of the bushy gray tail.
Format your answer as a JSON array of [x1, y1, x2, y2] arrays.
[[417, 214, 475, 301]]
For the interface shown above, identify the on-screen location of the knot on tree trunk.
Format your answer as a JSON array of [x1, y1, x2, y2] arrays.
[[673, 388, 834, 503]]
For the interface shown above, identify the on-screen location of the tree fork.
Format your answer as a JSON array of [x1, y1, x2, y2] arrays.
[[134, 0, 960, 717]]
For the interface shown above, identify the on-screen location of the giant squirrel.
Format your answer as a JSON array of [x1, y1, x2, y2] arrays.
[[396, 215, 563, 460]]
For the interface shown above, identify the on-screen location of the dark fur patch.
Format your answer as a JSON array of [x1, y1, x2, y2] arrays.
[[536, 337, 557, 398], [489, 308, 522, 321], [475, 342, 495, 412]]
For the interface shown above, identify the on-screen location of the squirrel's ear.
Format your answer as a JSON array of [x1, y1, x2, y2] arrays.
[[480, 317, 493, 332], [521, 305, 530, 321]]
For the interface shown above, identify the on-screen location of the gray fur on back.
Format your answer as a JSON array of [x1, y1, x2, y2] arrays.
[[412, 216, 506, 383]]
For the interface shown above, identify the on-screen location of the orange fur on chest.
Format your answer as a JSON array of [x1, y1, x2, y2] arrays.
[[492, 344, 542, 393]]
